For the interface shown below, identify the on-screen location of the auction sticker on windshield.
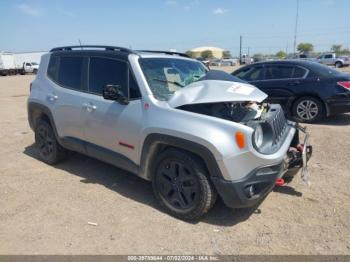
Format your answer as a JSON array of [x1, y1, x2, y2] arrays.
[[227, 84, 254, 95]]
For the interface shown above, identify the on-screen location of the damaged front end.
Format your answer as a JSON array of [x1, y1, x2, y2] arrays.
[[168, 79, 312, 185], [283, 124, 313, 184], [178, 101, 313, 183]]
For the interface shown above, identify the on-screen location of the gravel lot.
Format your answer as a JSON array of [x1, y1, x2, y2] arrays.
[[0, 74, 349, 255]]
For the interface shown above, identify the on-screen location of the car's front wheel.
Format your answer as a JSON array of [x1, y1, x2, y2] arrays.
[[292, 96, 324, 123], [152, 149, 217, 220], [35, 120, 67, 164]]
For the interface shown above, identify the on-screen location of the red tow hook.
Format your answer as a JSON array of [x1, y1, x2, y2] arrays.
[[275, 178, 285, 187], [296, 144, 304, 152]]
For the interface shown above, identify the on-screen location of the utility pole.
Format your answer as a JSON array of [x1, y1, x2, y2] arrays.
[[78, 39, 83, 49], [239, 35, 242, 65], [286, 41, 289, 56], [293, 0, 300, 56]]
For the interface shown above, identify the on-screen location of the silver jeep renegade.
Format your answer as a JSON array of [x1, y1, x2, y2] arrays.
[[27, 45, 312, 220]]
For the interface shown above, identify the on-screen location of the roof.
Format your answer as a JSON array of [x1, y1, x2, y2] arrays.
[[190, 46, 225, 52], [250, 59, 319, 66], [49, 45, 190, 59]]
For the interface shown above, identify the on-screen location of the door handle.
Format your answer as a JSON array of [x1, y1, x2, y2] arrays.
[[47, 94, 58, 101], [288, 81, 300, 86], [83, 102, 97, 112]]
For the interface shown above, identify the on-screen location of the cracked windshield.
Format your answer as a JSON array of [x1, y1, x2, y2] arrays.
[[140, 58, 207, 100]]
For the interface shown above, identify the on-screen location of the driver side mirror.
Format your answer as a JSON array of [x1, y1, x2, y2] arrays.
[[102, 84, 129, 105]]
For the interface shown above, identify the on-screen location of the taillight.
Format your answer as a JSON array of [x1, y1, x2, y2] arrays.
[[337, 81, 350, 91]]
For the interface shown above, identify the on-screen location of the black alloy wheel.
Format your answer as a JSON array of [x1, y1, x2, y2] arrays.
[[152, 149, 217, 220], [35, 120, 66, 164]]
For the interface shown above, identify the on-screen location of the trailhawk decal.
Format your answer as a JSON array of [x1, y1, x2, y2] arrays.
[[227, 84, 255, 95]]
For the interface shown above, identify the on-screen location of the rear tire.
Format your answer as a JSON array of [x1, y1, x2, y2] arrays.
[[335, 62, 343, 68], [35, 120, 67, 165], [292, 96, 325, 123], [152, 149, 217, 220]]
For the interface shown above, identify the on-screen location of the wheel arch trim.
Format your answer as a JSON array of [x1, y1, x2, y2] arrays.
[[139, 133, 223, 181], [27, 102, 61, 142]]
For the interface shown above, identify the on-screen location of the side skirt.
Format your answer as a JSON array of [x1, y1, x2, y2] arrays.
[[60, 137, 140, 176]]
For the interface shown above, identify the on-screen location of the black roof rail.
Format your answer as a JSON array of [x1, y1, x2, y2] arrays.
[[50, 45, 134, 53], [136, 50, 190, 58]]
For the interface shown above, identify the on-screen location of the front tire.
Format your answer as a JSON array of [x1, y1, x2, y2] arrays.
[[152, 149, 217, 220], [292, 96, 325, 123], [35, 120, 66, 165]]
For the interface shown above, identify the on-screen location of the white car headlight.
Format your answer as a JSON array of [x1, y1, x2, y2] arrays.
[[253, 125, 264, 148]]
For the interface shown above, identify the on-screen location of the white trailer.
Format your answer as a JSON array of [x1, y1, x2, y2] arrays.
[[0, 52, 17, 76]]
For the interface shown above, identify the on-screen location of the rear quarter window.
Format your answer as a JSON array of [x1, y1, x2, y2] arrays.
[[47, 56, 59, 81], [293, 66, 307, 78]]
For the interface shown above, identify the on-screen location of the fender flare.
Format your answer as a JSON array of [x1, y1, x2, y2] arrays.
[[139, 133, 223, 181], [27, 102, 61, 142]]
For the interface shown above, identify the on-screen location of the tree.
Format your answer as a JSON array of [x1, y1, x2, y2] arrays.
[[185, 50, 195, 58], [276, 50, 287, 59], [222, 50, 232, 59], [201, 50, 214, 59], [297, 43, 314, 53], [342, 48, 350, 56], [331, 45, 342, 55]]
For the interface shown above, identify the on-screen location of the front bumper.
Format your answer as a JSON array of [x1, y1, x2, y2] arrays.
[[213, 125, 312, 209], [212, 162, 283, 208]]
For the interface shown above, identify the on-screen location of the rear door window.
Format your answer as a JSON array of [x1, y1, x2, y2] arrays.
[[264, 65, 293, 80], [57, 56, 84, 90]]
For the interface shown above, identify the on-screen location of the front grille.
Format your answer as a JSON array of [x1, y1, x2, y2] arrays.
[[266, 105, 288, 145]]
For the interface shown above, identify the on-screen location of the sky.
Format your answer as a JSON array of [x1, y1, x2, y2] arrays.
[[1, 0, 350, 56]]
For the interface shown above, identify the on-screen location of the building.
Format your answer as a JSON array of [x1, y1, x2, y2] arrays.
[[190, 46, 225, 59]]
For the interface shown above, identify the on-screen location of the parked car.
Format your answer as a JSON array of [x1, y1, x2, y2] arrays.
[[196, 57, 210, 67], [209, 59, 223, 66], [222, 58, 238, 66], [28, 45, 312, 220], [232, 60, 350, 122], [317, 53, 350, 68]]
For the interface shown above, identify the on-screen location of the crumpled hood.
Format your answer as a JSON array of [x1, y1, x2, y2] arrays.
[[167, 80, 268, 108]]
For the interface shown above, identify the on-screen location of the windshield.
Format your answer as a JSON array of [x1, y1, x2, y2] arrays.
[[139, 58, 207, 100]]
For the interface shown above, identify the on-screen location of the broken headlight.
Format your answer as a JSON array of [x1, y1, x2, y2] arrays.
[[253, 124, 264, 148]]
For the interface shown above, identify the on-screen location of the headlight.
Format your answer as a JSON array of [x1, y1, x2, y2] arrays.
[[253, 124, 264, 148]]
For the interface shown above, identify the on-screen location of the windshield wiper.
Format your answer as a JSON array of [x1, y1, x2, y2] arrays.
[[151, 78, 184, 87]]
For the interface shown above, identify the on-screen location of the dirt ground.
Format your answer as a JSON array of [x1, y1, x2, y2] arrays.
[[0, 74, 349, 255]]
